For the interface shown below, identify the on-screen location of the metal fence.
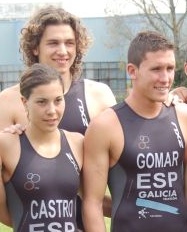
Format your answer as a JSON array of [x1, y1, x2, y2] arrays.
[[82, 62, 130, 100], [0, 64, 23, 89], [0, 62, 130, 101]]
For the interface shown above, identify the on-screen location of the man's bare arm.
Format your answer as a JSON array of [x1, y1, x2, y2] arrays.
[[82, 115, 111, 232], [0, 153, 12, 226], [0, 85, 27, 131]]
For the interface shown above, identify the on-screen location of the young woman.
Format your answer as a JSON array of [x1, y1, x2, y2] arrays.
[[0, 63, 83, 231]]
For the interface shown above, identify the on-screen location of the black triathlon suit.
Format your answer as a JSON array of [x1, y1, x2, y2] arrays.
[[59, 78, 90, 230], [59, 78, 90, 135], [108, 102, 187, 232], [5, 130, 80, 232]]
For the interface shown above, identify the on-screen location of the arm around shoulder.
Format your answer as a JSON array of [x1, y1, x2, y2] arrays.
[[0, 145, 12, 227], [0, 132, 21, 227], [175, 103, 187, 200], [170, 86, 187, 104], [0, 85, 27, 130]]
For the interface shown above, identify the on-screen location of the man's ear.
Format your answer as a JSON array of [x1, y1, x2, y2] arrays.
[[126, 63, 137, 80], [184, 62, 187, 76], [33, 47, 39, 56], [21, 96, 28, 111]]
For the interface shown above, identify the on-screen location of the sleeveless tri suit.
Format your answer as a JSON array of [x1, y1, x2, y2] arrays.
[[59, 78, 90, 230], [59, 78, 90, 135], [5, 130, 80, 232], [108, 102, 187, 232]]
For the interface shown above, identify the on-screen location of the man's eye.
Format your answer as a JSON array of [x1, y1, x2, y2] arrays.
[[48, 41, 58, 45], [55, 98, 63, 104], [168, 67, 175, 71], [152, 67, 160, 71], [66, 41, 75, 46], [37, 101, 45, 104]]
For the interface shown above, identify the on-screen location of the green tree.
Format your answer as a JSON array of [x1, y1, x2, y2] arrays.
[[105, 0, 187, 87]]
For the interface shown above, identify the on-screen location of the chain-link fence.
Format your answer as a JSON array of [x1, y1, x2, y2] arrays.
[[0, 64, 23, 90], [0, 62, 131, 101]]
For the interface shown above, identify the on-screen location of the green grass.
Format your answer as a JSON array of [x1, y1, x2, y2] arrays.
[[0, 223, 12, 232], [105, 217, 111, 231], [0, 221, 110, 232], [105, 187, 111, 231]]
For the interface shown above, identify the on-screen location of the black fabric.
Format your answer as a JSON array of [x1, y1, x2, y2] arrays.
[[108, 102, 187, 232], [5, 130, 80, 232], [76, 195, 84, 230], [59, 78, 90, 230], [59, 78, 90, 135]]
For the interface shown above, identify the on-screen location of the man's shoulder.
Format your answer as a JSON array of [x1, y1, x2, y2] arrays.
[[0, 85, 22, 115], [84, 78, 110, 90], [0, 131, 19, 148], [83, 79, 116, 116], [90, 107, 117, 127], [84, 79, 116, 101], [0, 131, 20, 161], [175, 102, 187, 115], [0, 84, 20, 101]]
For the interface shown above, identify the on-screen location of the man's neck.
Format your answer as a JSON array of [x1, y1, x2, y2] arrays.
[[61, 73, 73, 94], [125, 95, 163, 119]]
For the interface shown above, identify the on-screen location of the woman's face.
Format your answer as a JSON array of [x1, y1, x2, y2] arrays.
[[22, 80, 65, 133]]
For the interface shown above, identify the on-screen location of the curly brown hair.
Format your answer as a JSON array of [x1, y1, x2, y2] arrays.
[[20, 5, 93, 79]]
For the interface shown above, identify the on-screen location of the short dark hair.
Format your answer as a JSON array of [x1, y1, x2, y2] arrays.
[[128, 31, 175, 67], [20, 63, 64, 99]]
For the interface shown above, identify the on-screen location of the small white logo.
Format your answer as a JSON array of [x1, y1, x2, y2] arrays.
[[66, 152, 80, 175], [171, 122, 184, 148], [138, 135, 150, 149], [77, 98, 89, 127], [24, 173, 40, 190], [138, 208, 149, 219]]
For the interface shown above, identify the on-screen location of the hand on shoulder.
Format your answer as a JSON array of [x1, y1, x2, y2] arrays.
[[1, 124, 26, 135], [165, 87, 187, 106]]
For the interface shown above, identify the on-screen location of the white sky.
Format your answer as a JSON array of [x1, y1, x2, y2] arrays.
[[61, 0, 108, 17], [0, 0, 108, 17], [0, 0, 186, 18]]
